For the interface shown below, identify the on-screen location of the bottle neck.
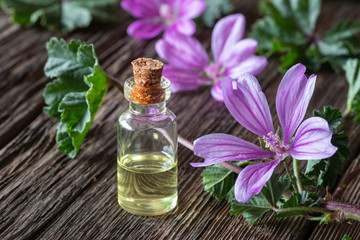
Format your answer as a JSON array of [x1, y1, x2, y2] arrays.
[[129, 102, 166, 116]]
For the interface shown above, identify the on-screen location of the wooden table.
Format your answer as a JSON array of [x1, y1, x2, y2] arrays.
[[1, 1, 360, 239]]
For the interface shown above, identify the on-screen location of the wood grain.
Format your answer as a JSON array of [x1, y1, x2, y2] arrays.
[[1, 1, 360, 239]]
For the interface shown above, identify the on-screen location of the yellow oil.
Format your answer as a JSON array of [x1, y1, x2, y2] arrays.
[[117, 153, 178, 216]]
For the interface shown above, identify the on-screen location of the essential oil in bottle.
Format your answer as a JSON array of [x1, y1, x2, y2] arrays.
[[117, 58, 178, 216]]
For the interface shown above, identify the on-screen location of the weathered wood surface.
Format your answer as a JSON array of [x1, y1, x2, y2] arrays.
[[1, 1, 360, 239]]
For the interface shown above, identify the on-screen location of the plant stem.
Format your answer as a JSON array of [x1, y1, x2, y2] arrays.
[[272, 201, 360, 222], [220, 162, 242, 174], [332, 165, 360, 200], [306, 216, 326, 221], [344, 106, 352, 120], [322, 201, 360, 221], [271, 206, 331, 214], [284, 160, 298, 193], [178, 135, 194, 151], [345, 212, 360, 222], [293, 158, 304, 192]]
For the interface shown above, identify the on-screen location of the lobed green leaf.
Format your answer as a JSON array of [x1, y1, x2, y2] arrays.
[[43, 38, 108, 158], [342, 235, 352, 240], [229, 193, 271, 225], [324, 20, 360, 43], [313, 106, 344, 132], [201, 162, 244, 200], [261, 174, 291, 206], [228, 173, 290, 224]]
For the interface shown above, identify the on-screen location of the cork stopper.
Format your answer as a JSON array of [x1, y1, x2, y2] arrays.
[[129, 58, 167, 104], [131, 58, 164, 87]]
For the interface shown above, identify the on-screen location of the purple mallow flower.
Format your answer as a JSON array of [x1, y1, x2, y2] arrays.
[[191, 64, 337, 203], [156, 14, 267, 102], [121, 0, 206, 39]]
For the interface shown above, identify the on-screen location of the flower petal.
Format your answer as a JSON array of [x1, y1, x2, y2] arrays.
[[210, 82, 224, 102], [166, 19, 196, 36], [121, 0, 160, 18], [155, 31, 209, 70], [276, 64, 316, 145], [162, 65, 210, 92], [228, 55, 268, 78], [220, 38, 258, 67], [191, 133, 275, 167], [211, 14, 246, 62], [223, 75, 274, 137], [289, 117, 338, 160], [127, 20, 164, 39], [235, 159, 280, 203], [178, 0, 207, 19]]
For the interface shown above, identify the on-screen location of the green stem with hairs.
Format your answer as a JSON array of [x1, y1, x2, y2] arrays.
[[293, 158, 304, 192], [271, 206, 331, 215], [283, 159, 298, 193]]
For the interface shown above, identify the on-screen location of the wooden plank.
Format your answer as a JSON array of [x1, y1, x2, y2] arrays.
[[1, 1, 360, 239]]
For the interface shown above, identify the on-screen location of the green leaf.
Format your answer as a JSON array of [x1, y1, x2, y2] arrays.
[[343, 58, 360, 116], [201, 163, 237, 200], [283, 191, 322, 208], [261, 174, 291, 206], [43, 38, 108, 158], [199, 0, 233, 27], [250, 0, 360, 72], [229, 193, 271, 225], [299, 172, 317, 188], [305, 107, 350, 187], [201, 161, 251, 200], [202, 164, 288, 224], [343, 235, 352, 240], [227, 173, 290, 224], [320, 21, 360, 67], [1, 0, 116, 32], [250, 0, 319, 71], [313, 106, 344, 132], [277, 191, 322, 217], [284, 0, 320, 35], [324, 20, 360, 43]]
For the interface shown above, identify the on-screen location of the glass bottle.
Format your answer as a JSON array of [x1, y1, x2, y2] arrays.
[[117, 58, 178, 216]]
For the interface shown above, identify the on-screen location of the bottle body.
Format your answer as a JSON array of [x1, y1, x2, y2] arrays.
[[117, 102, 178, 216]]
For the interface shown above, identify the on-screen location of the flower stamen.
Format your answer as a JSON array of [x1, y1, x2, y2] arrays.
[[263, 131, 288, 158]]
